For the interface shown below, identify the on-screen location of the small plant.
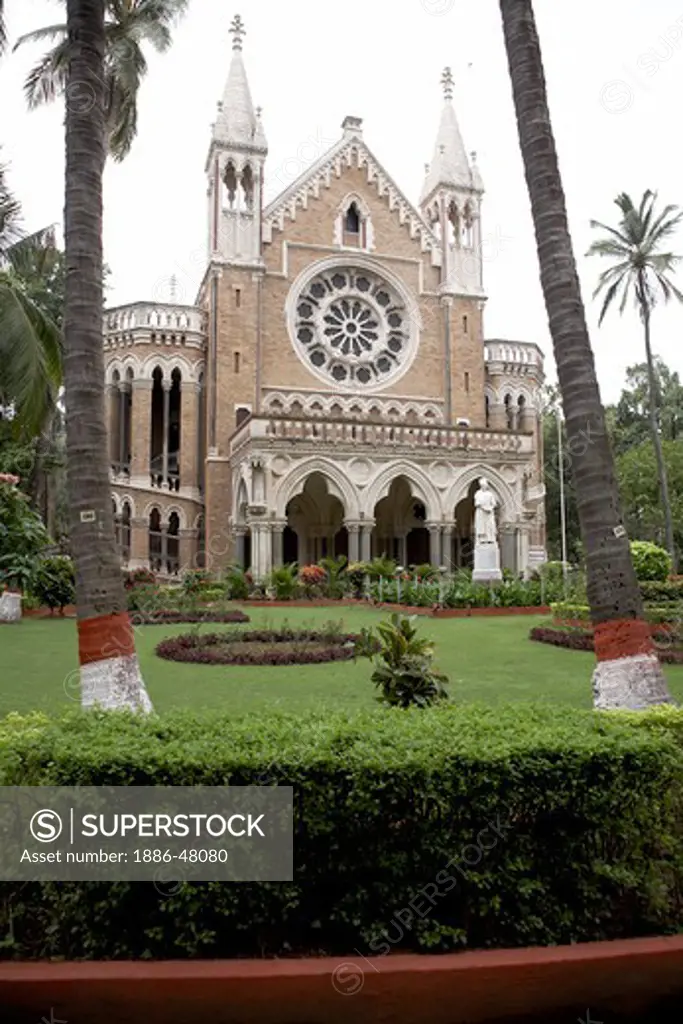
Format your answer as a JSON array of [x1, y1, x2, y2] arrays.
[[346, 562, 369, 598], [320, 555, 348, 599], [366, 555, 397, 580], [223, 565, 250, 601], [629, 540, 672, 582], [123, 567, 156, 591], [356, 613, 449, 708], [32, 556, 76, 613], [410, 563, 439, 581], [268, 563, 299, 600], [299, 564, 326, 597], [181, 568, 214, 596]]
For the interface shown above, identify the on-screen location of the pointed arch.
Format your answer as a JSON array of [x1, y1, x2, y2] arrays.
[[446, 465, 518, 523], [275, 458, 360, 519], [365, 462, 441, 520]]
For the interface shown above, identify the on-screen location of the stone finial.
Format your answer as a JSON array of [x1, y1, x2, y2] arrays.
[[441, 66, 454, 101], [229, 14, 246, 51]]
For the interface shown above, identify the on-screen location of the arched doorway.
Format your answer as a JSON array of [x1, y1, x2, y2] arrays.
[[373, 477, 430, 566], [285, 473, 348, 564]]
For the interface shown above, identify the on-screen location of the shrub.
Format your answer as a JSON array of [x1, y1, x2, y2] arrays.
[[268, 563, 299, 601], [299, 564, 326, 596], [630, 540, 672, 582], [319, 555, 348, 599], [410, 563, 439, 581], [0, 477, 49, 591], [223, 565, 250, 601], [123, 568, 156, 591], [32, 556, 75, 612], [0, 705, 682, 959], [640, 579, 683, 603], [366, 556, 397, 580], [346, 562, 369, 598], [356, 613, 449, 708], [180, 568, 214, 596]]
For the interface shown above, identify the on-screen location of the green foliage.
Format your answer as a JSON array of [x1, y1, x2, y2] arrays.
[[551, 600, 682, 628], [31, 555, 75, 611], [630, 540, 672, 582], [0, 705, 682, 958], [366, 555, 397, 580], [346, 562, 369, 597], [640, 579, 683, 603], [357, 613, 449, 708], [618, 440, 683, 560], [0, 477, 49, 589], [180, 568, 214, 596], [319, 554, 348, 599], [223, 565, 249, 601], [268, 563, 299, 601], [410, 562, 440, 580]]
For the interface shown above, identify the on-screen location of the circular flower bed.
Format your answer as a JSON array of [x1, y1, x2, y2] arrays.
[[530, 625, 683, 663], [133, 609, 250, 626], [155, 627, 364, 666]]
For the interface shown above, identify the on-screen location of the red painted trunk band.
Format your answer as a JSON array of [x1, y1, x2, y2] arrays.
[[78, 612, 135, 666], [593, 618, 654, 662]]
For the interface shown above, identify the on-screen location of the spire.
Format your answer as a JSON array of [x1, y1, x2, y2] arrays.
[[420, 66, 478, 203], [213, 14, 267, 151]]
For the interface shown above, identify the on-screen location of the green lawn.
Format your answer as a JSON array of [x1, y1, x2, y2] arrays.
[[3, 605, 683, 717]]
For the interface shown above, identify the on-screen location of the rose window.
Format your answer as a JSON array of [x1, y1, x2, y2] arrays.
[[289, 266, 415, 389]]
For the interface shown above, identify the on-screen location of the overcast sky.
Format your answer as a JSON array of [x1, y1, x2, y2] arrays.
[[2, 0, 682, 403]]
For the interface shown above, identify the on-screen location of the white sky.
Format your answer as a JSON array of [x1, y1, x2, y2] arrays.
[[2, 0, 683, 403]]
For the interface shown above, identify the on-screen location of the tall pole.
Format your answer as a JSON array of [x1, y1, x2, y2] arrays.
[[557, 405, 568, 592]]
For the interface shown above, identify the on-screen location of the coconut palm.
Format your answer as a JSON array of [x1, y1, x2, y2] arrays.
[[58, 0, 153, 710], [498, 0, 673, 709], [0, 163, 62, 437], [15, 0, 189, 160], [587, 191, 683, 571]]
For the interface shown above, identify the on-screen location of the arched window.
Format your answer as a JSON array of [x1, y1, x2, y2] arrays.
[[121, 501, 132, 563], [166, 512, 180, 576], [149, 508, 162, 571], [236, 406, 250, 428], [345, 202, 361, 234], [485, 394, 490, 428], [241, 164, 254, 209], [223, 161, 237, 208]]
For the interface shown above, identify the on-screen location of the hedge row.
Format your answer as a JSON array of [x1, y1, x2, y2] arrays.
[[551, 602, 683, 626], [155, 629, 362, 665], [1, 705, 682, 959], [530, 625, 683, 663]]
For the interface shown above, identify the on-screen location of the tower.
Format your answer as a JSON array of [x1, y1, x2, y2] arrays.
[[420, 67, 484, 299], [205, 14, 267, 264]]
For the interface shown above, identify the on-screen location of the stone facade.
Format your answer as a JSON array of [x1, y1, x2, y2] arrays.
[[105, 18, 546, 578]]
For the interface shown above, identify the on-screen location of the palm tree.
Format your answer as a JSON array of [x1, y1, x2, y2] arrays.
[[498, 0, 673, 709], [59, 0, 152, 710], [15, 0, 189, 160], [587, 191, 683, 571], [0, 163, 63, 437], [0, 1, 6, 54]]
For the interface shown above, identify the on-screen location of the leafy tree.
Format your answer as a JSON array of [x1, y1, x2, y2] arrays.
[[610, 359, 683, 455], [498, 0, 672, 709], [588, 191, 683, 570], [0, 476, 49, 591], [15, 0, 189, 160], [0, 164, 62, 436], [617, 439, 683, 559]]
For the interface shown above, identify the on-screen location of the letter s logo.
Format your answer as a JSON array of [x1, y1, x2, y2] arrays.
[[29, 809, 63, 843]]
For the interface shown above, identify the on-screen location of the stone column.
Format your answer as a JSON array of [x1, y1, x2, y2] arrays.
[[399, 535, 408, 568], [234, 527, 247, 568], [248, 521, 272, 580], [489, 402, 508, 431], [107, 384, 118, 466], [272, 521, 286, 568], [360, 522, 374, 562], [118, 383, 129, 470], [441, 524, 455, 570], [180, 380, 199, 493], [427, 522, 441, 567], [130, 379, 153, 481], [129, 516, 149, 570], [346, 523, 360, 563], [161, 379, 172, 488], [179, 528, 198, 573], [517, 527, 530, 579]]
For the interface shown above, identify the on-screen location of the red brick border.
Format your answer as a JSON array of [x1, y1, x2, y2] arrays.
[[1, 935, 682, 1024]]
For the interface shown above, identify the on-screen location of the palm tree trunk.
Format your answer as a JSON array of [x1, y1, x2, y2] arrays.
[[640, 292, 676, 571], [64, 0, 151, 711], [498, 0, 672, 709]]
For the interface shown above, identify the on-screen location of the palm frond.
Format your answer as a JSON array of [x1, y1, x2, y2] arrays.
[[0, 273, 63, 437], [0, 2, 6, 55], [13, 23, 67, 51], [0, 162, 23, 256], [23, 40, 70, 109]]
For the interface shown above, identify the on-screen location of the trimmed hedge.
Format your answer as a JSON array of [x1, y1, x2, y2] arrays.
[[640, 580, 683, 604], [1, 705, 682, 960], [552, 602, 683, 627], [132, 609, 250, 626]]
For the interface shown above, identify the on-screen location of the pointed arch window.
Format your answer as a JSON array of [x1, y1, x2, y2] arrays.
[[345, 202, 361, 234], [241, 164, 254, 210], [223, 161, 237, 208], [337, 195, 372, 250]]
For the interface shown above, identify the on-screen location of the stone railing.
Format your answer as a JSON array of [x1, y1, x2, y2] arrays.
[[230, 415, 534, 457], [484, 341, 543, 369], [104, 302, 204, 336]]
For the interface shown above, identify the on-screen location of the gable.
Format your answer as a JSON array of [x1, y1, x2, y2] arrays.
[[262, 137, 440, 260]]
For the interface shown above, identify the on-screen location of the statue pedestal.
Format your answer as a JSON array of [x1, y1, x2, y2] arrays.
[[473, 542, 502, 583], [0, 590, 22, 623]]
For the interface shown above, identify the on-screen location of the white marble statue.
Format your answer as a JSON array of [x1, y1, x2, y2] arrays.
[[474, 477, 498, 545]]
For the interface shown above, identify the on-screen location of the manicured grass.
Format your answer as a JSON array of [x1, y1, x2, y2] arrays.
[[3, 605, 683, 716]]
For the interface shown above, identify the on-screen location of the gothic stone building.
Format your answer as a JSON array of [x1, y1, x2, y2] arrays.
[[105, 16, 546, 579]]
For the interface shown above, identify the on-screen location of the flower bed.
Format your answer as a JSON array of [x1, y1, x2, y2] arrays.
[[155, 627, 364, 666], [530, 625, 683, 663]]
